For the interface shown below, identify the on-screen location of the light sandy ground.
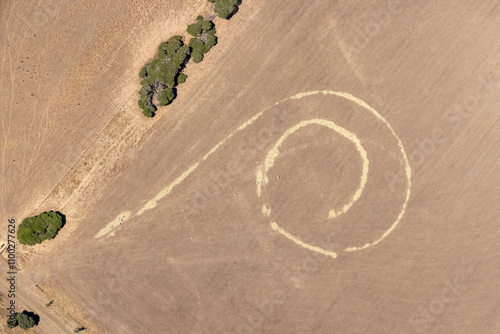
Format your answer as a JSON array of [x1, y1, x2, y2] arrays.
[[2, 0, 500, 333]]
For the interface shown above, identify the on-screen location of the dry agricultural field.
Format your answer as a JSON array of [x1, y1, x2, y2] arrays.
[[1, 0, 500, 333]]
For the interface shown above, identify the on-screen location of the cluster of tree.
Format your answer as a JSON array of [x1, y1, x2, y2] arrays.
[[137, 17, 219, 117], [208, 0, 240, 19], [7, 310, 39, 330], [17, 211, 65, 246], [138, 35, 190, 117], [136, 1, 241, 117], [188, 16, 218, 63]]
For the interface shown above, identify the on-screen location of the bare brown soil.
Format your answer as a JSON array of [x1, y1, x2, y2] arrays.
[[1, 0, 500, 333]]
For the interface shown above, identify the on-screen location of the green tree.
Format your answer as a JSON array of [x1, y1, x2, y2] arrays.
[[141, 104, 156, 118], [138, 35, 192, 117], [139, 66, 148, 78], [140, 77, 153, 86], [177, 73, 187, 84], [187, 23, 202, 36], [165, 72, 177, 87], [165, 35, 183, 56], [17, 211, 64, 246], [158, 35, 183, 57], [140, 83, 153, 95], [7, 315, 18, 328], [17, 312, 37, 330], [214, 0, 239, 19], [138, 99, 145, 109], [157, 88, 175, 106], [187, 17, 217, 63], [189, 37, 205, 51], [191, 50, 204, 63], [203, 34, 217, 53], [172, 51, 188, 69], [201, 20, 214, 32]]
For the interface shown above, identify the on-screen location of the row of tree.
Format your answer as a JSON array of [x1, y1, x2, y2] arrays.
[[138, 35, 190, 117], [137, 1, 240, 117], [188, 16, 218, 63], [137, 16, 218, 118]]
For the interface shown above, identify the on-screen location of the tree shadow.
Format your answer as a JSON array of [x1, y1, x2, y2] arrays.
[[56, 211, 66, 229], [226, 0, 242, 20], [165, 87, 178, 106]]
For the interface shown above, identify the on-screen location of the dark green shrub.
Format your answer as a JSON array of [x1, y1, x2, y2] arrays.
[[17, 211, 64, 246]]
